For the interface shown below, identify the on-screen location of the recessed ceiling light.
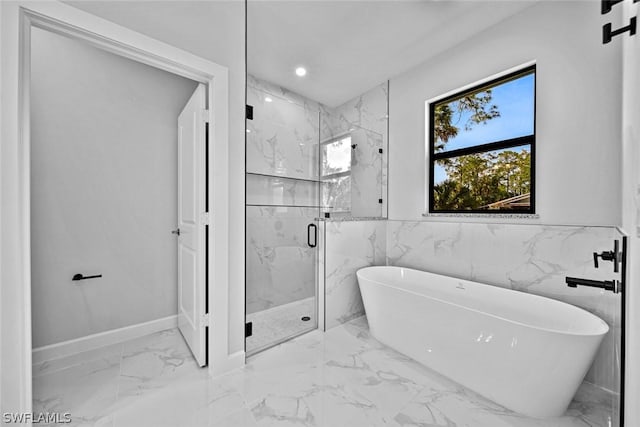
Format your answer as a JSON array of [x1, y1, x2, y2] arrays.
[[265, 97, 273, 103], [295, 67, 307, 77]]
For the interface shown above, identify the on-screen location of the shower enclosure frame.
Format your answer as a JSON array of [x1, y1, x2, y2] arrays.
[[243, 83, 323, 356]]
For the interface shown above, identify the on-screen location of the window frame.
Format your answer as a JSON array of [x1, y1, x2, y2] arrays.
[[428, 65, 536, 214]]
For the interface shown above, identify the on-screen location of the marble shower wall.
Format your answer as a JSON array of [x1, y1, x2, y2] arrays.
[[350, 129, 384, 217], [246, 75, 320, 180], [323, 220, 386, 330], [246, 206, 317, 314], [321, 82, 389, 218], [247, 75, 389, 218], [386, 220, 623, 394]]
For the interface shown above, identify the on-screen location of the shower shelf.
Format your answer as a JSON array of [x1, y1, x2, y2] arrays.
[[246, 203, 326, 208], [247, 172, 320, 183]]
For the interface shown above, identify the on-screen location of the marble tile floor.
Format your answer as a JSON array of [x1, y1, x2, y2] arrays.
[[32, 317, 615, 427], [246, 297, 316, 355]]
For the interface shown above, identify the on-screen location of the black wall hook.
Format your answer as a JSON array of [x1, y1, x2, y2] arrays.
[[601, 0, 624, 14], [603, 16, 637, 44], [72, 273, 102, 281]]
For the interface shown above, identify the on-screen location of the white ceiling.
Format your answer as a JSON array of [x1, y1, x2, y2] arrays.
[[248, 1, 537, 107], [66, 0, 537, 108]]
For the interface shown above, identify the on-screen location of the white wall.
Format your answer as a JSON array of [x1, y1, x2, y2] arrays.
[[389, 1, 622, 226], [622, 0, 639, 424], [30, 28, 197, 347], [64, 0, 247, 355]]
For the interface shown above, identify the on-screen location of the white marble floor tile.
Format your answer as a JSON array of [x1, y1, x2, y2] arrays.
[[112, 377, 243, 427], [117, 329, 201, 401], [32, 356, 121, 427], [203, 407, 259, 427], [32, 342, 124, 379], [33, 320, 616, 427]]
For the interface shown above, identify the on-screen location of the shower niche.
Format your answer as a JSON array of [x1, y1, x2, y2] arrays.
[[244, 74, 388, 354]]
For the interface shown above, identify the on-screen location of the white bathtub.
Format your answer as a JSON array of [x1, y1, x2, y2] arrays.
[[356, 266, 609, 418]]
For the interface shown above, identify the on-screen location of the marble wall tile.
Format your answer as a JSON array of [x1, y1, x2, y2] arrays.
[[246, 79, 320, 180], [248, 75, 323, 111], [246, 206, 318, 314], [321, 129, 386, 218], [325, 81, 389, 139], [386, 221, 475, 280], [322, 176, 351, 213], [350, 129, 383, 218], [320, 82, 389, 219], [248, 76, 389, 219], [324, 220, 386, 330], [386, 220, 623, 394], [331, 82, 388, 218]]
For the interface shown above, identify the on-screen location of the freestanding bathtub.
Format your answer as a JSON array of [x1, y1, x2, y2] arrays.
[[356, 266, 609, 418]]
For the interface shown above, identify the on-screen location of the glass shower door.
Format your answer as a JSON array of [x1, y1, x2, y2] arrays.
[[245, 78, 320, 355]]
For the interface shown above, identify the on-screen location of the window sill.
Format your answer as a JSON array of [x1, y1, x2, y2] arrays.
[[422, 212, 540, 220], [317, 216, 387, 222]]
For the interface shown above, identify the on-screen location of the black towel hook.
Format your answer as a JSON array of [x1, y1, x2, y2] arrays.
[[72, 273, 102, 281]]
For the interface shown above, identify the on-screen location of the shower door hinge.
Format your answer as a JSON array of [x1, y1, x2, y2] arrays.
[[201, 313, 210, 328], [245, 322, 253, 337], [201, 212, 210, 225], [202, 109, 210, 123]]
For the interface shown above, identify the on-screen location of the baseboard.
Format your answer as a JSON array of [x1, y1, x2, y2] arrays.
[[32, 315, 178, 364]]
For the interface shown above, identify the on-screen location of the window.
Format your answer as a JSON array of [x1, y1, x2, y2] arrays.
[[321, 135, 352, 213], [428, 65, 535, 213]]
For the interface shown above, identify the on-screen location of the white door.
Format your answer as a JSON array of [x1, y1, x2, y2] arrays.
[[176, 84, 207, 367]]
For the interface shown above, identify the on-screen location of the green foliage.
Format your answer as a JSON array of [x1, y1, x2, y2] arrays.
[[433, 90, 500, 152], [432, 88, 530, 211], [433, 150, 531, 210]]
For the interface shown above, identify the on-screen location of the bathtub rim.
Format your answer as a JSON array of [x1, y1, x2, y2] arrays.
[[357, 266, 610, 338]]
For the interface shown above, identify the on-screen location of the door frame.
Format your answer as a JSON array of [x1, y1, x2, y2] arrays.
[[0, 1, 241, 416]]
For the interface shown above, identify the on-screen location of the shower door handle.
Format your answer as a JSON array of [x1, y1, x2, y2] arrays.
[[307, 223, 317, 248]]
